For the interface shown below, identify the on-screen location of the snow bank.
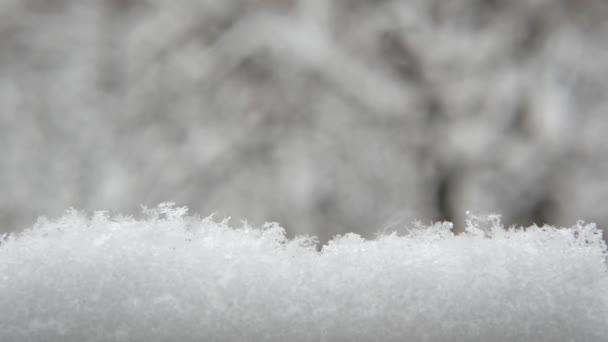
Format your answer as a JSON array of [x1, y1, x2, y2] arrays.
[[1, 204, 607, 342]]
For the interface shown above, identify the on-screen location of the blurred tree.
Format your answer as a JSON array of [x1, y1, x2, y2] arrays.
[[1, 0, 608, 242]]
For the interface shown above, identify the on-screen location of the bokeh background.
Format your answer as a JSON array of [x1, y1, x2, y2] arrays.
[[1, 0, 608, 243]]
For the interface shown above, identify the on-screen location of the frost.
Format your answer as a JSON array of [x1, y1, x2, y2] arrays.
[[141, 202, 189, 221], [464, 211, 503, 238], [0, 206, 607, 342]]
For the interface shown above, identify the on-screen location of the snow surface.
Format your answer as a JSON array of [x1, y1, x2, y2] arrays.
[[1, 204, 607, 342]]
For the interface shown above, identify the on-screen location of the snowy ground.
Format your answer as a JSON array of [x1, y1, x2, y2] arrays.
[[1, 204, 606, 341]]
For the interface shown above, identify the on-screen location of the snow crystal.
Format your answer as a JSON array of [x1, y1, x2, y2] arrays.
[[0, 204, 606, 342]]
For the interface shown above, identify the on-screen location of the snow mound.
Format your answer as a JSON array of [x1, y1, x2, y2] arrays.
[[1, 204, 607, 342]]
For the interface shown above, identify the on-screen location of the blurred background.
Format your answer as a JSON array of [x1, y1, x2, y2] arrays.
[[1, 0, 608, 243]]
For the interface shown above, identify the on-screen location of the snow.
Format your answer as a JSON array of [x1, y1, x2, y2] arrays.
[[1, 204, 606, 341]]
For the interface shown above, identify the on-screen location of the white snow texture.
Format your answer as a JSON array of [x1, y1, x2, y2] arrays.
[[1, 204, 607, 342]]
